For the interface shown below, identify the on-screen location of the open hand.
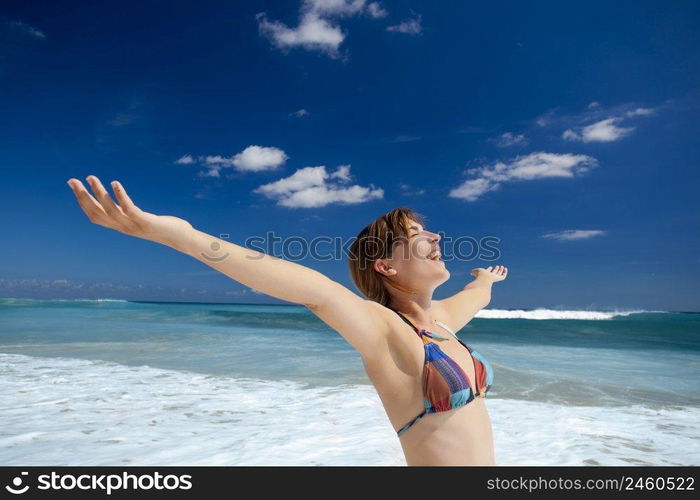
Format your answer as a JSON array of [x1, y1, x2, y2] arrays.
[[470, 265, 508, 283], [66, 175, 192, 245]]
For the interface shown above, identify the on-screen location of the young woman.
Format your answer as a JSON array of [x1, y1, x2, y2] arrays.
[[66, 175, 508, 466]]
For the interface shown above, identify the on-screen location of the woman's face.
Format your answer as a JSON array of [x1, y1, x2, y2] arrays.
[[377, 219, 450, 289]]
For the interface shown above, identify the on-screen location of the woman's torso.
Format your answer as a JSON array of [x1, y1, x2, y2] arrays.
[[362, 302, 495, 466]]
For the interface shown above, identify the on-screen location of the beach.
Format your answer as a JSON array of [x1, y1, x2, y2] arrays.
[[1, 298, 698, 466]]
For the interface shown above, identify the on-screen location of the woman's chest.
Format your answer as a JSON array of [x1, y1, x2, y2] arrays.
[[369, 333, 479, 395]]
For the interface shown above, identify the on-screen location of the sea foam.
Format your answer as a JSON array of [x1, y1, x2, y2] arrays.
[[475, 308, 657, 320], [1, 353, 697, 466]]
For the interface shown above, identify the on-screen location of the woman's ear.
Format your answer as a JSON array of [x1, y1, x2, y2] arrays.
[[374, 258, 396, 277]]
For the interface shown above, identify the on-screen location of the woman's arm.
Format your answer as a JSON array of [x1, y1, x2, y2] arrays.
[[169, 227, 391, 358], [434, 265, 508, 332], [67, 175, 390, 357]]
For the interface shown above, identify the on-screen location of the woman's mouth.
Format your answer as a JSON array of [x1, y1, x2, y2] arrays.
[[427, 250, 443, 263]]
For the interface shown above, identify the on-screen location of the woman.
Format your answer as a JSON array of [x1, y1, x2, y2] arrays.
[[66, 175, 508, 466]]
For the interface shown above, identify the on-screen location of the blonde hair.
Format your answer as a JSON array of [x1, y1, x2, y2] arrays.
[[348, 207, 426, 306]]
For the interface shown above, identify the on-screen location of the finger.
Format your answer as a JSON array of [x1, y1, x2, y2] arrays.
[[67, 178, 109, 223], [487, 266, 494, 272], [86, 176, 131, 224], [110, 180, 140, 216]]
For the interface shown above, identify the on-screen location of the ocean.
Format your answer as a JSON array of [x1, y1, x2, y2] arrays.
[[1, 298, 698, 466]]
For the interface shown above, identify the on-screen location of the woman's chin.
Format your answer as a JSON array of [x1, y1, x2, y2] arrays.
[[432, 266, 450, 282]]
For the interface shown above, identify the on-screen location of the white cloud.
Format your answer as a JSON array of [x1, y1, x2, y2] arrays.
[[535, 109, 558, 127], [204, 155, 230, 165], [563, 117, 635, 143], [449, 177, 501, 202], [561, 129, 579, 141], [367, 2, 388, 18], [194, 155, 230, 178], [175, 154, 195, 165], [232, 145, 289, 172], [537, 102, 656, 142], [256, 166, 327, 196], [178, 146, 289, 177], [330, 164, 351, 181], [449, 152, 598, 202], [493, 132, 528, 147], [398, 182, 426, 196], [305, 0, 368, 17], [254, 165, 383, 208], [257, 12, 345, 57], [5, 20, 46, 39], [625, 107, 655, 117], [291, 108, 310, 117], [257, 1, 390, 57], [199, 162, 224, 178], [542, 230, 606, 241], [387, 14, 422, 35]]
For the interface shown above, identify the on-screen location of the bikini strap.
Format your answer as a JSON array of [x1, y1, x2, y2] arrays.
[[433, 319, 459, 340], [388, 307, 451, 341], [388, 307, 420, 334], [433, 319, 472, 351]]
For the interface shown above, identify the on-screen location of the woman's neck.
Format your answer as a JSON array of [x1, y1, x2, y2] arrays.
[[388, 296, 435, 330]]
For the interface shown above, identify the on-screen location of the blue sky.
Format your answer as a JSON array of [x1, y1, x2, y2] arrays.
[[1, 0, 699, 311]]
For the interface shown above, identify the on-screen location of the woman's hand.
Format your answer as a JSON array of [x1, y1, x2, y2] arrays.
[[66, 175, 193, 246], [470, 265, 508, 283]]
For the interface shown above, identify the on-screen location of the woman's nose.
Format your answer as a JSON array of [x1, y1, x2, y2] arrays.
[[429, 231, 440, 243]]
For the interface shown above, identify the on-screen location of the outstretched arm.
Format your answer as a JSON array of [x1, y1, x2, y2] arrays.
[[435, 265, 508, 333], [67, 175, 390, 358]]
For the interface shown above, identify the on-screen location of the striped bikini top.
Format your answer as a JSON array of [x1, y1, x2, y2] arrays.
[[389, 307, 494, 437]]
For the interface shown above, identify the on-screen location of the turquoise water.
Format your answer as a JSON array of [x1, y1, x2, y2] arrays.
[[1, 298, 698, 466]]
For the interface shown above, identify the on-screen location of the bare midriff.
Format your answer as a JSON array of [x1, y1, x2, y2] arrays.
[[398, 396, 495, 466]]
